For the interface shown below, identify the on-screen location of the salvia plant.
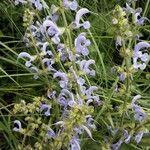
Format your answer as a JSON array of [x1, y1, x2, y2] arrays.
[[0, 0, 150, 149]]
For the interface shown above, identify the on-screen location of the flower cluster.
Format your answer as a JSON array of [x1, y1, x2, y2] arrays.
[[14, 0, 48, 11], [14, 0, 100, 149]]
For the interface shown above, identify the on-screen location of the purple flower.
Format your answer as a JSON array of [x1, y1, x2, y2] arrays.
[[40, 104, 51, 116], [133, 42, 150, 70], [124, 130, 131, 144], [119, 73, 126, 81], [53, 71, 68, 88], [86, 86, 98, 97], [15, 0, 27, 5], [42, 20, 61, 44], [36, 42, 52, 55], [69, 136, 81, 150], [29, 22, 45, 41], [131, 95, 141, 104], [136, 17, 149, 25], [111, 140, 122, 150], [18, 52, 35, 67], [57, 44, 69, 61], [13, 120, 22, 132], [133, 106, 147, 122], [78, 60, 95, 76], [134, 42, 150, 52], [131, 95, 147, 122], [75, 33, 91, 56], [64, 0, 78, 11], [72, 8, 91, 29], [85, 115, 96, 129], [35, 0, 43, 11], [47, 90, 56, 99], [70, 67, 85, 86], [42, 58, 56, 72], [123, 3, 134, 14], [47, 128, 56, 139], [58, 89, 75, 108], [135, 131, 144, 144]]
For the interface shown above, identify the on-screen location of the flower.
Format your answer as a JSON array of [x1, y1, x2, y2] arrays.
[[64, 0, 78, 11], [13, 120, 22, 132], [15, 0, 27, 5], [72, 8, 91, 29], [57, 44, 69, 61], [53, 71, 68, 88], [85, 115, 96, 129], [135, 131, 144, 144], [42, 20, 61, 44], [36, 42, 51, 55], [124, 130, 131, 144], [78, 59, 95, 76], [42, 58, 56, 72], [47, 128, 56, 139], [119, 73, 126, 81], [75, 33, 91, 56], [131, 95, 147, 122], [133, 42, 150, 70], [86, 86, 98, 97], [18, 52, 35, 67], [34, 0, 43, 11], [111, 140, 122, 150], [123, 3, 148, 25], [40, 104, 51, 116], [69, 136, 81, 150]]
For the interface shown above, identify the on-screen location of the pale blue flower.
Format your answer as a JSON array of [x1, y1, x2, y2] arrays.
[[85, 115, 96, 129], [13, 120, 22, 132], [58, 89, 75, 108], [34, 0, 43, 11], [40, 104, 51, 116], [131, 95, 147, 122], [124, 130, 131, 144], [75, 33, 91, 56], [57, 44, 68, 61], [70, 67, 85, 86], [47, 128, 56, 139], [15, 0, 27, 5], [111, 140, 122, 150], [53, 71, 68, 88], [69, 136, 81, 150], [47, 90, 56, 99], [134, 42, 150, 52], [72, 8, 91, 29], [135, 131, 143, 144], [36, 42, 51, 55], [18, 52, 35, 67], [79, 60, 95, 76], [64, 0, 78, 11], [30, 23, 45, 41], [133, 42, 150, 70], [119, 73, 126, 81], [42, 20, 61, 44], [86, 86, 98, 97], [42, 58, 56, 72]]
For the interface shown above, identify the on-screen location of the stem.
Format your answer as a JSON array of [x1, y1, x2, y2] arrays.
[[120, 40, 131, 127]]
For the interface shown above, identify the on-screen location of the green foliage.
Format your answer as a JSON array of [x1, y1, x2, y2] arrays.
[[0, 0, 150, 149]]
